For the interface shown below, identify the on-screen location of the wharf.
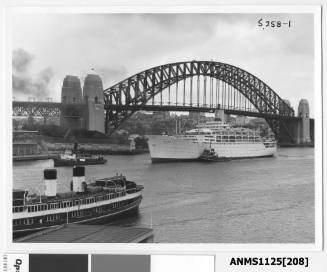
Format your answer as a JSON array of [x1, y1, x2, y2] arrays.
[[14, 224, 154, 243], [13, 154, 58, 162]]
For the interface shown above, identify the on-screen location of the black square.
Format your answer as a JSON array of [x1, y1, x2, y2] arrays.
[[29, 254, 88, 272]]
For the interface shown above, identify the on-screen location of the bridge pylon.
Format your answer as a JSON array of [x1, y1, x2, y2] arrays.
[[59, 74, 105, 133], [59, 75, 86, 130], [83, 74, 105, 133]]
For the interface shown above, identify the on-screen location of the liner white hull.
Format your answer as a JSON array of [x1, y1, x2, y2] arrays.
[[147, 135, 206, 162], [147, 135, 276, 161]]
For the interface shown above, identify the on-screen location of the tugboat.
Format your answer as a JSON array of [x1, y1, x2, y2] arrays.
[[199, 148, 230, 162], [53, 143, 107, 167], [12, 166, 143, 238]]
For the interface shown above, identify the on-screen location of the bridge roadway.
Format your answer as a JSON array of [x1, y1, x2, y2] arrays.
[[108, 104, 300, 121], [12, 101, 300, 121]]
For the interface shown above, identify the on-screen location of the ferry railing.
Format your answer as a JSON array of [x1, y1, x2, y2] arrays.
[[12, 189, 134, 213]]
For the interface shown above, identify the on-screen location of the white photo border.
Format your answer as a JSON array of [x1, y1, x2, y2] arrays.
[[2, 4, 323, 254]]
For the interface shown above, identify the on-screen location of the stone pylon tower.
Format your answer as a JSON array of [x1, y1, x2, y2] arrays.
[[83, 74, 105, 133], [61, 75, 82, 103], [60, 76, 84, 129], [297, 99, 311, 144]]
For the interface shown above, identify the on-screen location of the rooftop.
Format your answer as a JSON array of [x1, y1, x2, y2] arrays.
[[15, 224, 153, 243]]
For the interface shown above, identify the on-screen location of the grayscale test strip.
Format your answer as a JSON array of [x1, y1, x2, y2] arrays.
[[3, 254, 215, 272]]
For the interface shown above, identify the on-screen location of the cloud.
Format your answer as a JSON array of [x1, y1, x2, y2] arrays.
[[96, 65, 128, 87], [12, 13, 315, 109], [12, 48, 54, 98], [12, 48, 33, 73]]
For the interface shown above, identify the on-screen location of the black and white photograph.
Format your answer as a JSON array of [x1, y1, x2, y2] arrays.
[[9, 9, 320, 244]]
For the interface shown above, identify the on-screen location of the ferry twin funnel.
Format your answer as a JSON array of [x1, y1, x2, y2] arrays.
[[12, 166, 143, 238], [147, 120, 277, 162]]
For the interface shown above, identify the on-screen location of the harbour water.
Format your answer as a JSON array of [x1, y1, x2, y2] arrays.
[[13, 147, 315, 243]]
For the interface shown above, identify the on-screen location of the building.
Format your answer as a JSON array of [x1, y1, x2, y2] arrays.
[[188, 112, 206, 121], [59, 74, 105, 133], [13, 131, 39, 156], [235, 116, 249, 126], [83, 74, 105, 133], [297, 99, 310, 144], [61, 75, 83, 104], [152, 111, 170, 120]]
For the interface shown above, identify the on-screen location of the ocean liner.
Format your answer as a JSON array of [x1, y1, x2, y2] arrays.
[[12, 166, 143, 238], [147, 120, 276, 162]]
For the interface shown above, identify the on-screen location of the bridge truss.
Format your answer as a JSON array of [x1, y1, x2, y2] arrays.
[[12, 101, 61, 119], [104, 60, 296, 142]]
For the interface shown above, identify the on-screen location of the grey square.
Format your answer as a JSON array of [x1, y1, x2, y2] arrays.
[[92, 255, 150, 272]]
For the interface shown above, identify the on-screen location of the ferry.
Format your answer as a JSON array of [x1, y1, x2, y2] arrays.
[[147, 116, 276, 162], [12, 166, 143, 238], [53, 150, 107, 167]]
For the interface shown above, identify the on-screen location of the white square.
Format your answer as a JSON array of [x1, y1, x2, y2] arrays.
[[151, 255, 215, 272], [3, 254, 29, 272]]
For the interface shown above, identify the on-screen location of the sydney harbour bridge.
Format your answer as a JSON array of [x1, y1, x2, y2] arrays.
[[12, 60, 313, 144]]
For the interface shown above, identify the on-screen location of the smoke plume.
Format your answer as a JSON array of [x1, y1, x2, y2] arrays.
[[12, 48, 54, 98]]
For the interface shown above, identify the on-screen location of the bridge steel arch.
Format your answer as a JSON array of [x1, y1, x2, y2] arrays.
[[104, 61, 296, 142]]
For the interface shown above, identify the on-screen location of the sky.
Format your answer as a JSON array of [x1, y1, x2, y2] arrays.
[[11, 12, 315, 112]]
